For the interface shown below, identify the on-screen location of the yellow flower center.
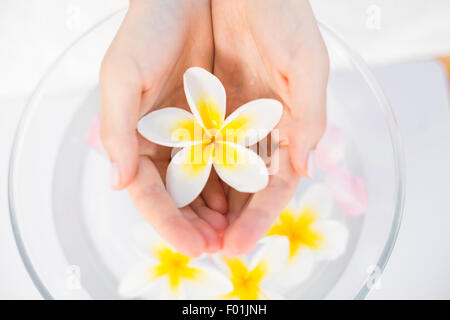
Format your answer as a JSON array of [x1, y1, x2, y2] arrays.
[[179, 131, 243, 171], [196, 96, 223, 131], [173, 96, 254, 170], [267, 206, 323, 260], [223, 258, 268, 300], [149, 246, 201, 293]]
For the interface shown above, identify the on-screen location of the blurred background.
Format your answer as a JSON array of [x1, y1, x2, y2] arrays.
[[0, 0, 449, 299]]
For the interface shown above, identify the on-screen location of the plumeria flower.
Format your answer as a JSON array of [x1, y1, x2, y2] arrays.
[[311, 123, 368, 216], [119, 223, 232, 299], [137, 67, 283, 207], [265, 183, 349, 290], [315, 123, 346, 171], [213, 236, 290, 300], [325, 167, 368, 217], [86, 115, 106, 155]]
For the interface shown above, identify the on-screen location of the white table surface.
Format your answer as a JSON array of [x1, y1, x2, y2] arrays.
[[1, 1, 449, 300], [367, 61, 450, 299]]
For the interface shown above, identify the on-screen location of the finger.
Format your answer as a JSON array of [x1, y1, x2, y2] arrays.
[[288, 116, 325, 177], [190, 196, 206, 208], [182, 207, 222, 254], [287, 53, 329, 176], [136, 132, 160, 158], [100, 57, 142, 190], [201, 169, 228, 214], [222, 147, 299, 256], [128, 156, 206, 257], [190, 197, 228, 233], [192, 206, 228, 235], [223, 184, 230, 197], [226, 189, 250, 225]]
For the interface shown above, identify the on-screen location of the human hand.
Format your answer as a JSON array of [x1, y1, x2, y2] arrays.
[[211, 0, 329, 255], [100, 0, 228, 256]]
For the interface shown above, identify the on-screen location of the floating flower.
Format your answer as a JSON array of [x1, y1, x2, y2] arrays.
[[213, 236, 290, 300], [312, 123, 368, 216], [266, 184, 349, 289], [137, 67, 283, 207], [325, 167, 368, 216], [86, 115, 105, 155], [315, 124, 346, 170], [119, 224, 232, 299]]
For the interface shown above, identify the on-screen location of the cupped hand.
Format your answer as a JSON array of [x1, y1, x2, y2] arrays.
[[211, 0, 329, 255], [99, 0, 228, 257]]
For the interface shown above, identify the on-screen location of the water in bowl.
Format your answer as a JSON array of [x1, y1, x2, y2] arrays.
[[52, 88, 365, 299]]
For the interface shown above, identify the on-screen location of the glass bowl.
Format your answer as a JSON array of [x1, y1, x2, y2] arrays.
[[8, 9, 405, 299]]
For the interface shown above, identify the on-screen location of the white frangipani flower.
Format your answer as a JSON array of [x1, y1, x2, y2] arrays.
[[119, 224, 232, 299], [138, 67, 283, 207], [213, 236, 290, 300], [266, 184, 349, 290]]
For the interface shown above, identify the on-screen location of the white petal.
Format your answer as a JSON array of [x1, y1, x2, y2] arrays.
[[87, 115, 106, 155], [250, 236, 290, 277], [166, 144, 213, 207], [183, 67, 226, 130], [273, 249, 316, 292], [219, 99, 283, 146], [315, 124, 346, 170], [256, 236, 313, 292], [118, 261, 167, 299], [131, 223, 166, 261], [138, 107, 205, 147], [184, 260, 233, 299], [209, 253, 229, 274], [260, 289, 286, 300], [140, 277, 186, 300], [313, 220, 349, 260], [213, 142, 268, 193], [325, 167, 368, 216], [295, 183, 333, 219], [209, 252, 252, 278]]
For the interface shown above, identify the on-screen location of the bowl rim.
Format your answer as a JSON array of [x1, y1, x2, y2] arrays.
[[8, 8, 405, 300]]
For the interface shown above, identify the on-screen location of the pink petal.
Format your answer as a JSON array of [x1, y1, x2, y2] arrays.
[[86, 115, 106, 155], [315, 124, 346, 170], [325, 167, 368, 216]]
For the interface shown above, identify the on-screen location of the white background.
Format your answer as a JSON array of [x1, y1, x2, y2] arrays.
[[0, 0, 449, 299]]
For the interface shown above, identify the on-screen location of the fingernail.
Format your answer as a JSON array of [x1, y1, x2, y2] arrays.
[[306, 151, 315, 178], [110, 162, 120, 189]]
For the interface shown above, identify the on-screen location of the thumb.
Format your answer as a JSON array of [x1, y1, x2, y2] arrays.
[[100, 58, 141, 190], [287, 62, 328, 177]]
